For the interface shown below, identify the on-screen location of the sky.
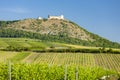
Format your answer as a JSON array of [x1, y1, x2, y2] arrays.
[[0, 0, 120, 43]]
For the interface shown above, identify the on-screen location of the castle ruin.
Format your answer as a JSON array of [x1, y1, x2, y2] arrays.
[[48, 15, 64, 20], [38, 15, 64, 20]]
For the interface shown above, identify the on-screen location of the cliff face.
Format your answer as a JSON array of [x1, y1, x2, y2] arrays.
[[5, 19, 94, 41]]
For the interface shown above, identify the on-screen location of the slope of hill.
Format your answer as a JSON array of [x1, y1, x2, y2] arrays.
[[0, 38, 119, 53], [0, 18, 120, 48], [0, 38, 71, 51]]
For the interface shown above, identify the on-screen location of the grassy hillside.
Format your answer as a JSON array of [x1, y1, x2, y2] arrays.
[[0, 38, 72, 51], [0, 19, 120, 48], [0, 38, 120, 54]]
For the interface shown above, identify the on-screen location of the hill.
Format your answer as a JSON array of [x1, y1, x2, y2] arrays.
[[0, 18, 120, 48], [0, 38, 71, 51]]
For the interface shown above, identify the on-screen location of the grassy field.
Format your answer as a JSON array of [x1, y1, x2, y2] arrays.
[[0, 38, 70, 48]]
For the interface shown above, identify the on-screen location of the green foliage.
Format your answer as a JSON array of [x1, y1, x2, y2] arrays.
[[5, 46, 31, 51], [43, 18, 48, 22], [99, 47, 106, 53], [107, 48, 113, 53], [33, 48, 120, 54], [0, 63, 118, 80], [0, 63, 9, 80], [0, 21, 7, 27], [0, 20, 19, 28]]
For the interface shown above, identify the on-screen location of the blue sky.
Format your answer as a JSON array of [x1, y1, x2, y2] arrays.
[[0, 0, 120, 43]]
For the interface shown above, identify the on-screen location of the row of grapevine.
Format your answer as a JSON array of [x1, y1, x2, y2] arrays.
[[24, 53, 95, 66], [0, 51, 17, 63], [23, 53, 120, 72], [0, 63, 117, 80], [94, 54, 120, 72]]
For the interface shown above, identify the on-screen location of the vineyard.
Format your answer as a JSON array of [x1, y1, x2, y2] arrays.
[[0, 63, 118, 80], [0, 51, 120, 72], [22, 53, 120, 72], [0, 51, 120, 79]]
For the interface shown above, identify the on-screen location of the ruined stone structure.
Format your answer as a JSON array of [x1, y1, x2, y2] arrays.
[[48, 15, 64, 20], [38, 15, 64, 20]]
